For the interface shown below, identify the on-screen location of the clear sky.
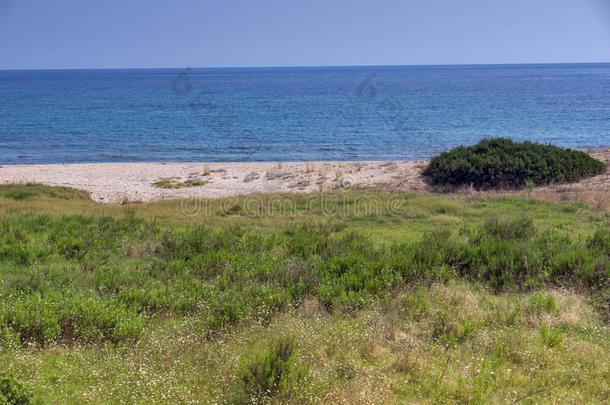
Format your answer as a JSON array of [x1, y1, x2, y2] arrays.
[[1, 0, 609, 69]]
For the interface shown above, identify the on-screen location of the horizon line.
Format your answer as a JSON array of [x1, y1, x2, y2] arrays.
[[1, 61, 610, 72]]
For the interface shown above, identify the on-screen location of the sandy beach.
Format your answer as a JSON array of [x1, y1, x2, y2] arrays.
[[0, 160, 430, 203], [1, 148, 609, 207]]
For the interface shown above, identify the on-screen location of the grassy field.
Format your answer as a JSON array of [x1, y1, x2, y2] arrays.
[[0, 183, 608, 404]]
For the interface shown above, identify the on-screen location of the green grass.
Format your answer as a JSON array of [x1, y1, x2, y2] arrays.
[[1, 183, 90, 201], [152, 177, 211, 189], [0, 184, 608, 403]]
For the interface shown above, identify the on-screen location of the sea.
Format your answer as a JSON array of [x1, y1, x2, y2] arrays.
[[1, 64, 609, 164]]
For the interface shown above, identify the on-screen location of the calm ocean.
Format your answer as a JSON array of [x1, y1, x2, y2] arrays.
[[1, 64, 609, 164]]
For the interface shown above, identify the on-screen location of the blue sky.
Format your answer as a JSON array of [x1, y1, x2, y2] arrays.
[[1, 0, 609, 69]]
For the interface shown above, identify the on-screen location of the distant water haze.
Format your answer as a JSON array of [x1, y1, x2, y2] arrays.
[[1, 64, 609, 164]]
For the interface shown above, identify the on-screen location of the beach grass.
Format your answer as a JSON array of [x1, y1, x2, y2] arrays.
[[152, 177, 211, 189], [0, 183, 608, 403]]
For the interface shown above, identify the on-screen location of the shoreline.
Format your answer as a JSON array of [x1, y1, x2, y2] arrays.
[[0, 148, 608, 207]]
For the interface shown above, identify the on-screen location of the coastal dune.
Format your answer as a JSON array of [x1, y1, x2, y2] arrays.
[[1, 148, 608, 207]]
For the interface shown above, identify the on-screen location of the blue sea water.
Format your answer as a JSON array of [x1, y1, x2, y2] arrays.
[[0, 64, 609, 164]]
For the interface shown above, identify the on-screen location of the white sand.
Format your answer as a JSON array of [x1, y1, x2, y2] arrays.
[[0, 160, 429, 203]]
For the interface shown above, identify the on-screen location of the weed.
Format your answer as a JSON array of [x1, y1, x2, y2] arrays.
[[528, 293, 558, 315], [238, 336, 307, 402], [402, 287, 430, 320], [540, 324, 563, 347]]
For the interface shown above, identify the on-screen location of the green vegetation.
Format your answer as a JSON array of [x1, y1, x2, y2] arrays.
[[152, 177, 210, 188], [238, 335, 307, 403], [1, 183, 90, 201], [0, 373, 33, 404], [423, 138, 607, 189], [0, 183, 608, 403]]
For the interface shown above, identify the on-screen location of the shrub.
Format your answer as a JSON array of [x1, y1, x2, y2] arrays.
[[0, 293, 143, 346], [588, 227, 610, 254], [206, 290, 249, 330], [400, 222, 608, 290], [238, 336, 307, 402], [482, 217, 534, 240], [0, 327, 20, 350], [423, 138, 606, 189], [0, 205, 606, 347], [0, 374, 32, 405]]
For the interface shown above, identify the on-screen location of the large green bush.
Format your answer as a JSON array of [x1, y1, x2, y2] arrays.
[[423, 138, 606, 189]]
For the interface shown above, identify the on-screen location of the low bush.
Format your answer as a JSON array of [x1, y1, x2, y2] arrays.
[[0, 373, 32, 405], [0, 202, 607, 346], [588, 227, 610, 254], [423, 138, 606, 189], [483, 217, 534, 240], [238, 336, 307, 403], [0, 293, 143, 346], [393, 218, 609, 290]]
